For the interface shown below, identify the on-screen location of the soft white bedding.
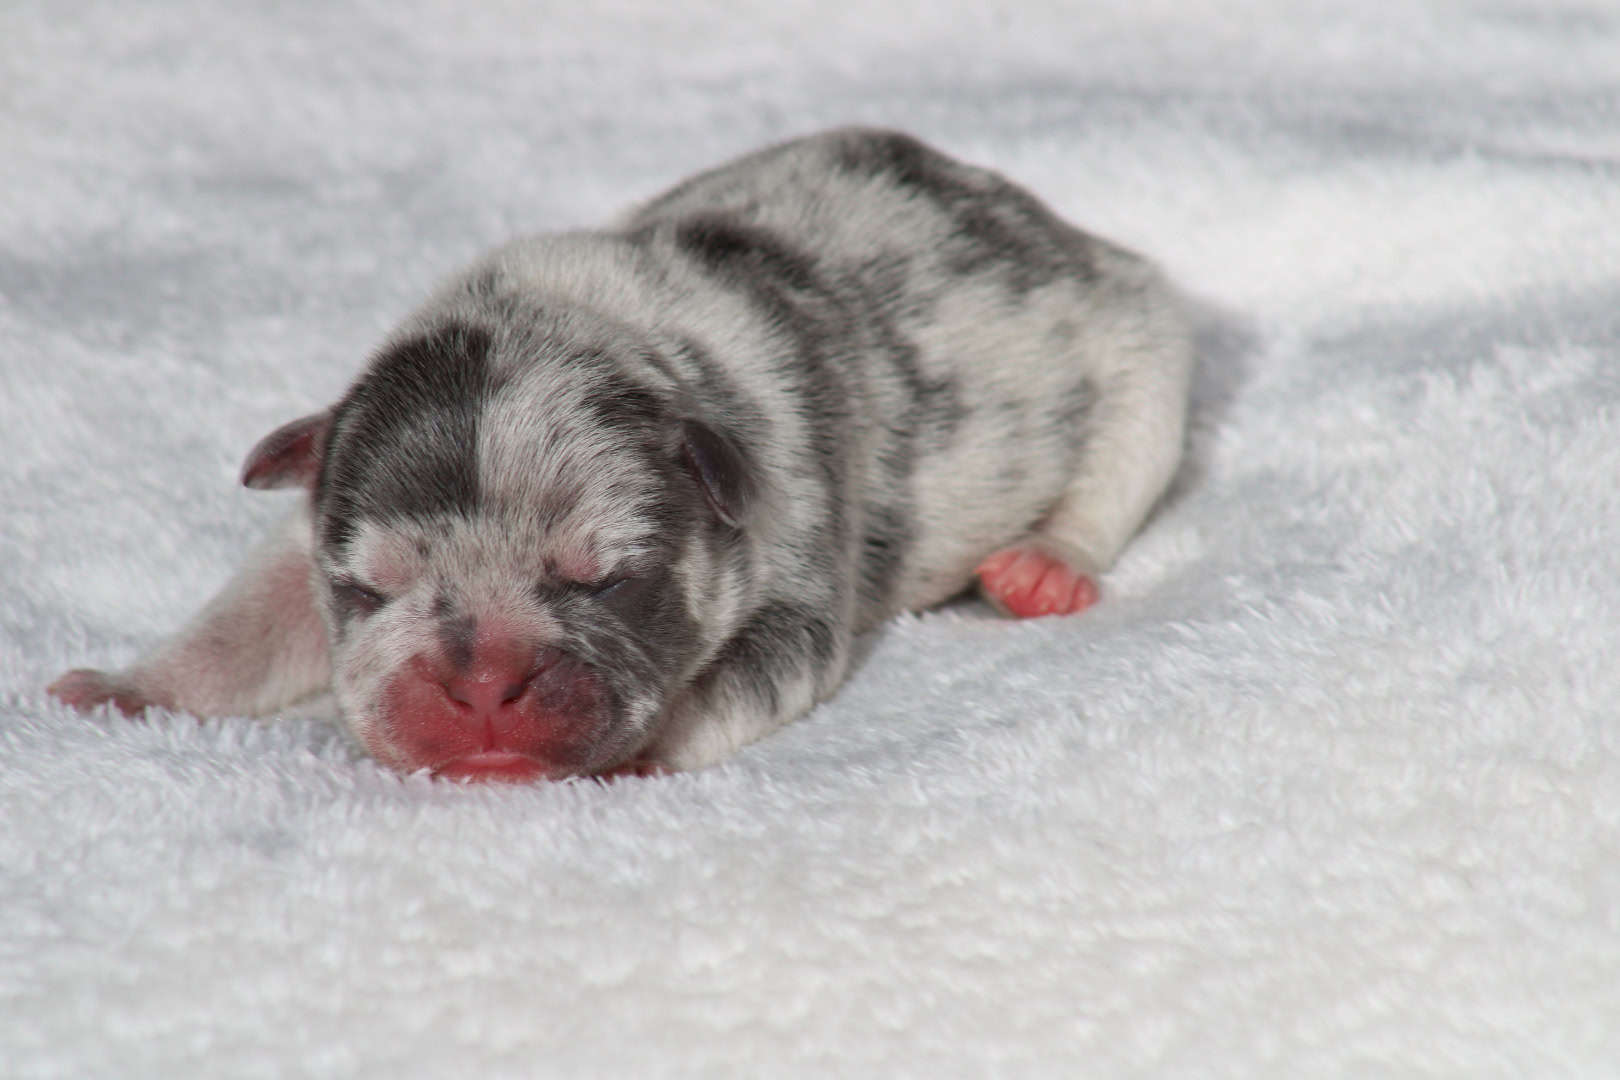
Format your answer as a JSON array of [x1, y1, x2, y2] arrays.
[[4, 2, 1618, 1074]]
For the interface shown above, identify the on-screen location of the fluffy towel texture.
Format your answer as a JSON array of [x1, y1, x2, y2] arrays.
[[4, 2, 1620, 1075]]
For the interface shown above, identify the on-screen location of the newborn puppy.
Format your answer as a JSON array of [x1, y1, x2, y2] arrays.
[[50, 128, 1192, 782]]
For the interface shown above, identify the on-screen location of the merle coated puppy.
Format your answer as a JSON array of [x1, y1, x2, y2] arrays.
[[51, 128, 1192, 782]]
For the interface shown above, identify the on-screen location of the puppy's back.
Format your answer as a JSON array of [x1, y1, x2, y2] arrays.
[[627, 128, 1191, 617]]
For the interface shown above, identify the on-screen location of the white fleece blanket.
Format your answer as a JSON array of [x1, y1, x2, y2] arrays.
[[4, 2, 1619, 1076]]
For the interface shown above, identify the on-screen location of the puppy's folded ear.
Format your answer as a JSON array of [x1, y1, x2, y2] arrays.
[[679, 418, 755, 529], [241, 411, 333, 490]]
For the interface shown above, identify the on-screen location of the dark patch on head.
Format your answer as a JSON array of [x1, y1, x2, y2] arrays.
[[317, 321, 494, 551]]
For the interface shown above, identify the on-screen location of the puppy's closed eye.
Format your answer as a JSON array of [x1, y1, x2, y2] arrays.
[[333, 580, 389, 619], [589, 572, 668, 624], [590, 576, 631, 598]]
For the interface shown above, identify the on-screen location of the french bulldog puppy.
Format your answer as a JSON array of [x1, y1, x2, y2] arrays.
[[50, 128, 1192, 782]]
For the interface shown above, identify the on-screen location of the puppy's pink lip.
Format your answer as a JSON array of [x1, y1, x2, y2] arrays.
[[433, 752, 555, 784]]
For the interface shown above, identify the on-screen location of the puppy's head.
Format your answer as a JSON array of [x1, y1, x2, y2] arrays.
[[244, 309, 755, 781]]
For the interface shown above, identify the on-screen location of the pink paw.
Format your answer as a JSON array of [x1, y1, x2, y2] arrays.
[[47, 669, 155, 717], [977, 545, 1100, 619]]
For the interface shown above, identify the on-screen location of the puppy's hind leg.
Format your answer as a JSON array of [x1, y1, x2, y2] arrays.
[[979, 313, 1193, 619], [49, 504, 331, 719]]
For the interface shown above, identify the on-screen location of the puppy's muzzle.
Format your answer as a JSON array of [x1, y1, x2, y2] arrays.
[[377, 634, 614, 782]]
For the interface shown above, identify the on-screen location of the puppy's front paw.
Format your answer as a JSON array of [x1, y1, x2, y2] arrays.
[[977, 543, 1100, 618], [47, 669, 157, 717]]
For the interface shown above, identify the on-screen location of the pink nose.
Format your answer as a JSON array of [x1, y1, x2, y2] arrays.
[[443, 662, 532, 718]]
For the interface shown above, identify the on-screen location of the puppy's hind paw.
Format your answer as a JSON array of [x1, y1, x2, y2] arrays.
[[976, 542, 1100, 619], [47, 668, 157, 718]]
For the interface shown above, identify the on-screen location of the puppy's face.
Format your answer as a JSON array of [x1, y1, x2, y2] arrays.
[[246, 314, 754, 781]]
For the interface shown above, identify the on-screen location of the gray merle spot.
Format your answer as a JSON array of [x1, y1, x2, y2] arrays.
[[318, 322, 493, 551], [831, 129, 1095, 294]]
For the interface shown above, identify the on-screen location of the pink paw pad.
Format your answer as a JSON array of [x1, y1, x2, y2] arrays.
[[977, 546, 1100, 619], [47, 669, 153, 717]]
